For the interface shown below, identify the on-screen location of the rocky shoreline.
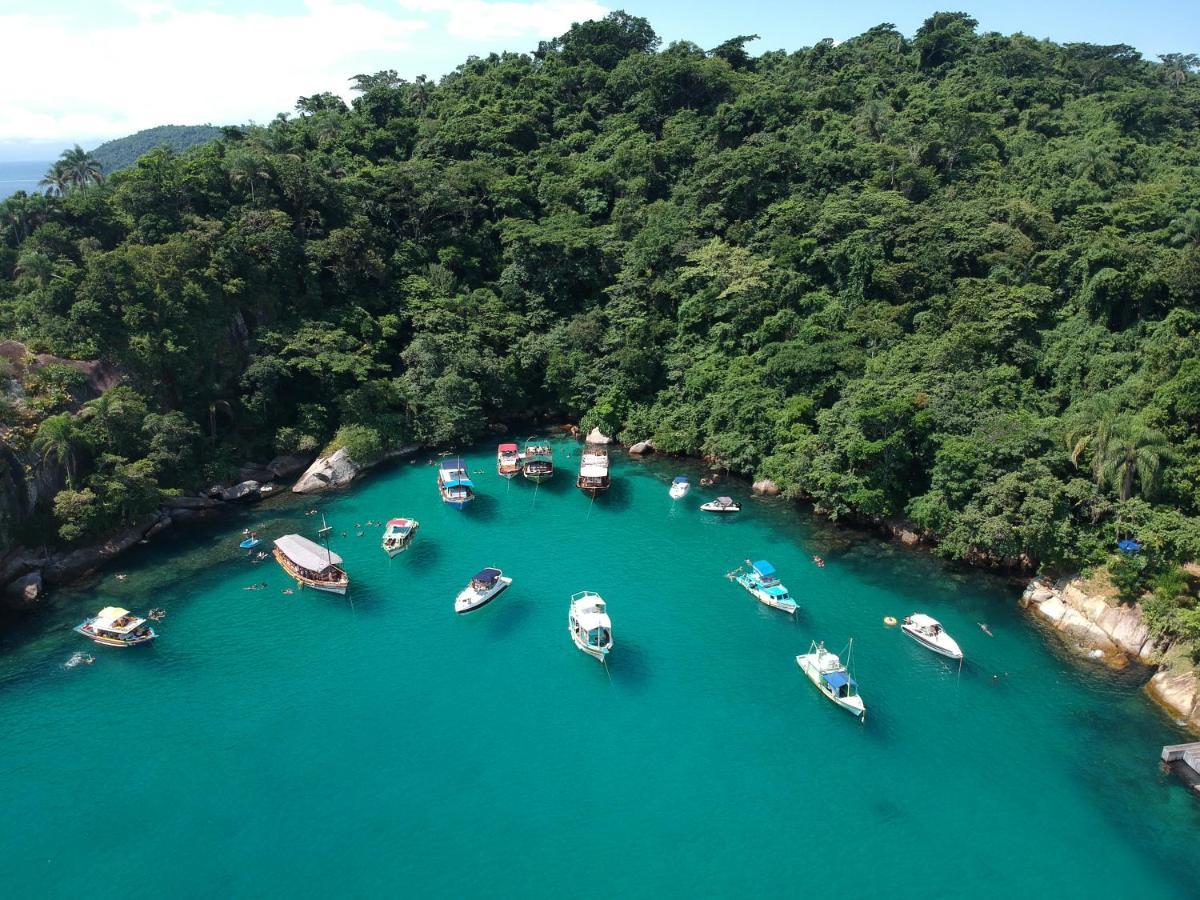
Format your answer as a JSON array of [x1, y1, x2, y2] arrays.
[[1021, 575, 1200, 732]]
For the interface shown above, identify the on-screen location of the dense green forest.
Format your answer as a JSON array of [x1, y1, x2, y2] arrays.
[[90, 125, 221, 174], [2, 12, 1200, 635]]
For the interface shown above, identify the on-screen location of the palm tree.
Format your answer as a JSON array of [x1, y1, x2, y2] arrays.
[[1063, 395, 1118, 482], [33, 414, 77, 487], [1169, 208, 1200, 250], [14, 249, 55, 289], [59, 144, 104, 189], [39, 161, 71, 197], [1099, 419, 1170, 502], [227, 154, 270, 203]]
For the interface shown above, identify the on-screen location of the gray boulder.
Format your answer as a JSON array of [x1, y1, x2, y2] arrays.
[[267, 454, 313, 480], [5, 571, 42, 604], [586, 427, 613, 445], [752, 479, 781, 496], [292, 448, 360, 494], [628, 439, 655, 455], [220, 480, 262, 502]]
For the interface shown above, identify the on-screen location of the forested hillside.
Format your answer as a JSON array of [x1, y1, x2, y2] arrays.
[[2, 12, 1200, 632], [89, 124, 221, 174]]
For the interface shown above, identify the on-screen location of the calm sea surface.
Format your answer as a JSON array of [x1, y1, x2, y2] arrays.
[[0, 161, 50, 200], [1, 437, 1197, 898]]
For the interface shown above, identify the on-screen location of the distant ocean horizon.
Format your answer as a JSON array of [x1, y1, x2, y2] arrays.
[[0, 160, 51, 200]]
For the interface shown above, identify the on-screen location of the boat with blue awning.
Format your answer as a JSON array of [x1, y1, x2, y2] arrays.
[[727, 559, 797, 614], [796, 640, 865, 719], [438, 457, 475, 509]]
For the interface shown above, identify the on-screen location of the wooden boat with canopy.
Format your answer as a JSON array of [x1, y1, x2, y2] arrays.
[[496, 443, 521, 479], [273, 534, 349, 594], [522, 441, 554, 483], [576, 447, 610, 495], [75, 606, 157, 647]]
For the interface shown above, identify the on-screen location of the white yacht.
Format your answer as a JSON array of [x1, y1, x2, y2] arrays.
[[795, 640, 865, 720], [455, 568, 512, 614], [568, 591, 613, 661], [901, 613, 963, 660], [669, 475, 690, 499], [700, 496, 740, 513]]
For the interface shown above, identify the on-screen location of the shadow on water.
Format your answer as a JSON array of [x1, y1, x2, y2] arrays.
[[487, 597, 535, 639], [596, 477, 632, 512], [404, 540, 441, 569], [466, 493, 498, 522], [609, 637, 651, 689]]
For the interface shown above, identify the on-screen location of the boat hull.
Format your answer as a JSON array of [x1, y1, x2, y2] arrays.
[[74, 624, 156, 647], [455, 579, 511, 614], [795, 656, 865, 719], [901, 625, 963, 660], [441, 495, 472, 510], [273, 549, 349, 595], [523, 470, 553, 483], [700, 503, 740, 513]]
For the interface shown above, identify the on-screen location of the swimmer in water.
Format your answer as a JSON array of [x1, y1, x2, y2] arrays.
[[978, 622, 994, 637], [282, 588, 294, 595], [115, 573, 128, 581]]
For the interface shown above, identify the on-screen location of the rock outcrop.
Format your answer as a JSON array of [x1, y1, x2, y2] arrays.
[[628, 439, 655, 455], [585, 427, 612, 445], [292, 445, 420, 494], [1147, 667, 1200, 731], [5, 571, 42, 605], [752, 478, 781, 496], [219, 480, 262, 502], [267, 454, 313, 480]]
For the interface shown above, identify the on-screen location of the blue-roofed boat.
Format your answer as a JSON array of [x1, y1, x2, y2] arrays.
[[727, 559, 797, 614], [669, 475, 690, 500], [796, 640, 865, 720], [438, 457, 475, 509]]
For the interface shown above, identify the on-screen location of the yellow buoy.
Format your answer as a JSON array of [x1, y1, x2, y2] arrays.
[[883, 616, 898, 626]]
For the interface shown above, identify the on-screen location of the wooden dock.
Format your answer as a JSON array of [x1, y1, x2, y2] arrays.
[[1161, 742, 1200, 798]]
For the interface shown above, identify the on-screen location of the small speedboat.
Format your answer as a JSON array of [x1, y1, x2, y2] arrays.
[[669, 475, 690, 500], [728, 559, 797, 614], [75, 607, 157, 648], [700, 496, 740, 513], [381, 517, 419, 557], [455, 568, 512, 614], [239, 534, 261, 550], [796, 640, 865, 719], [901, 613, 963, 660], [568, 591, 613, 661]]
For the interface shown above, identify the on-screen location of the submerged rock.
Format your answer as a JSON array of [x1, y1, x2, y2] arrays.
[[752, 479, 781, 496]]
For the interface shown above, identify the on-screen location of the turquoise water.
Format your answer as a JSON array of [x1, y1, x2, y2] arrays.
[[2, 437, 1198, 898]]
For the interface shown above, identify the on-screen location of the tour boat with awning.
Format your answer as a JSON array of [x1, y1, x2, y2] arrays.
[[796, 640, 865, 719], [438, 457, 475, 509], [381, 517, 419, 557], [569, 591, 613, 661], [576, 447, 610, 495], [522, 442, 554, 482], [75, 606, 157, 647], [669, 475, 690, 499], [273, 534, 349, 594], [728, 559, 797, 614], [700, 496, 741, 513], [496, 443, 521, 479], [455, 567, 512, 614], [901, 613, 963, 660]]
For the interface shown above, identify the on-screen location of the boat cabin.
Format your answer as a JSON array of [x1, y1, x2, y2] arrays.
[[577, 449, 610, 492], [76, 606, 156, 646], [822, 669, 859, 701], [273, 534, 349, 594]]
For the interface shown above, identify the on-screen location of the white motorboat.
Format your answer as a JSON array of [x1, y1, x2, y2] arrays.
[[700, 496, 741, 513], [381, 517, 419, 557], [795, 640, 865, 720], [901, 613, 963, 660], [727, 559, 797, 614], [74, 607, 157, 647], [568, 591, 612, 661], [669, 475, 690, 499], [455, 568, 512, 614]]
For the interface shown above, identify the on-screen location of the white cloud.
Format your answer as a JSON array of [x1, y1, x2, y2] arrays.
[[397, 0, 606, 42], [0, 0, 609, 145]]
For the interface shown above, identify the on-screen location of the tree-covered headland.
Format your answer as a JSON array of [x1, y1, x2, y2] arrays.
[[2, 12, 1200, 638]]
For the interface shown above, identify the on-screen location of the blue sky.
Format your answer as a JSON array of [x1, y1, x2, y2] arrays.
[[0, 0, 1195, 159]]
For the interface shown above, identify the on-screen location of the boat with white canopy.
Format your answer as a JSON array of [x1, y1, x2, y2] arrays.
[[568, 591, 613, 661], [455, 567, 512, 614], [273, 534, 349, 594], [796, 640, 865, 719], [381, 517, 419, 557], [901, 613, 963, 660], [700, 496, 740, 513], [75, 606, 157, 647], [576, 447, 610, 495], [669, 475, 690, 499], [727, 559, 797, 614]]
